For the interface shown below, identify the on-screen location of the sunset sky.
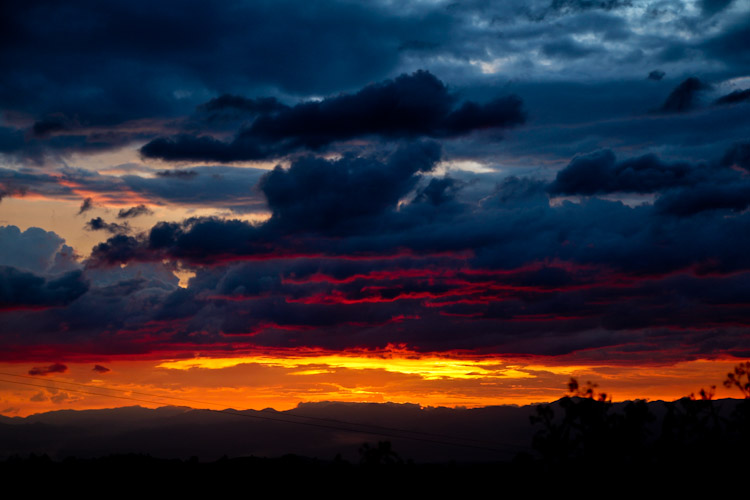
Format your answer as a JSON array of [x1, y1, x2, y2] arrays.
[[2, 0, 750, 416]]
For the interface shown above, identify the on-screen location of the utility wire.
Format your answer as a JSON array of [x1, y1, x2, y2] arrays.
[[0, 370, 514, 449], [0, 375, 520, 454], [0, 370, 505, 447]]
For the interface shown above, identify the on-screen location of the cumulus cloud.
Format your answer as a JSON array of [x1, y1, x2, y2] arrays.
[[117, 205, 153, 219], [260, 141, 441, 234], [86, 217, 130, 235], [655, 182, 750, 216], [0, 267, 88, 310], [547, 150, 718, 195], [141, 71, 525, 162], [0, 226, 79, 275], [3, 0, 750, 366]]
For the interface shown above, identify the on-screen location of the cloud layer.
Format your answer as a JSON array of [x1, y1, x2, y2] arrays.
[[1, 0, 750, 374]]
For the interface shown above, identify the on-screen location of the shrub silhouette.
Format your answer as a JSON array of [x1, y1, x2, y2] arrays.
[[359, 441, 403, 466], [657, 390, 722, 459], [531, 362, 750, 472], [723, 361, 750, 450], [724, 361, 750, 398], [530, 378, 653, 466]]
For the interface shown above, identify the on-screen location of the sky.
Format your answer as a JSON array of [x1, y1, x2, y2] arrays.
[[2, 0, 750, 416]]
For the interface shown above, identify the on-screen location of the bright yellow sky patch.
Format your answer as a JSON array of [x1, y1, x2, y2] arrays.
[[156, 352, 536, 380]]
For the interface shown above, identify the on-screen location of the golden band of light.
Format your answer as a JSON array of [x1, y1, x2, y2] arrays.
[[157, 352, 536, 380]]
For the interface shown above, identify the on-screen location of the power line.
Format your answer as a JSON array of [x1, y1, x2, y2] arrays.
[[0, 370, 508, 448], [0, 375, 520, 455], [0, 370, 513, 449], [0, 378, 180, 409], [0, 371, 222, 408]]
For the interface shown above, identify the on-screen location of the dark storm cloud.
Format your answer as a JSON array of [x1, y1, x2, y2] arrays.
[[10, 183, 750, 360], [700, 0, 734, 16], [648, 70, 665, 81], [140, 134, 269, 163], [1, 124, 158, 164], [547, 0, 632, 15], [542, 38, 598, 59], [117, 205, 153, 219], [702, 14, 750, 67], [90, 144, 750, 278], [141, 71, 525, 162], [122, 166, 268, 212], [0, 183, 27, 202], [155, 170, 198, 179], [78, 198, 94, 214], [85, 217, 130, 235], [0, 0, 456, 160], [0, 165, 267, 212], [412, 177, 464, 206], [0, 167, 106, 204], [496, 81, 750, 167], [546, 144, 750, 217], [31, 117, 70, 138], [655, 182, 750, 217], [260, 141, 441, 234], [721, 142, 750, 171], [546, 140, 750, 225], [88, 218, 271, 267], [714, 89, 750, 106], [241, 69, 515, 146], [92, 364, 110, 373], [0, 127, 27, 156], [517, 0, 634, 22], [0, 0, 449, 121], [28, 363, 68, 376], [197, 95, 289, 122], [1, 0, 747, 165], [0, 267, 88, 310], [90, 142, 442, 264], [5, 0, 750, 364], [87, 235, 156, 266], [547, 150, 719, 195], [485, 176, 549, 209], [659, 78, 711, 114]]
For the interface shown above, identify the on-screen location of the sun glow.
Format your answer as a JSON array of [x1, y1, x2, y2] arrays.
[[157, 349, 534, 381]]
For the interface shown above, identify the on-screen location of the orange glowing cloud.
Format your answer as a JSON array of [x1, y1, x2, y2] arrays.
[[156, 347, 535, 381], [1, 353, 747, 418]]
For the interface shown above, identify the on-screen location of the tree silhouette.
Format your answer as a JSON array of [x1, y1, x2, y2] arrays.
[[724, 361, 750, 398], [359, 441, 403, 466], [566, 378, 610, 402], [722, 361, 750, 452], [530, 377, 653, 466]]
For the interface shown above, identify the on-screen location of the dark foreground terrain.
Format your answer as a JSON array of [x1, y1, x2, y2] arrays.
[[2, 446, 746, 495], [3, 390, 750, 494]]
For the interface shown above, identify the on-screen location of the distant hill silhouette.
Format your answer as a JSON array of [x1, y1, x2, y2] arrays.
[[2, 398, 748, 464], [0, 402, 538, 462]]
